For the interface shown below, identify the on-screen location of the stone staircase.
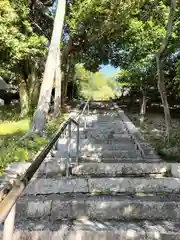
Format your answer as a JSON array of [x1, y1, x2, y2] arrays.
[[1, 101, 180, 239]]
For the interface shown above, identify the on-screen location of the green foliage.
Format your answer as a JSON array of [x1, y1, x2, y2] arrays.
[[150, 128, 180, 162], [74, 64, 118, 100], [113, 1, 180, 105], [175, 60, 180, 82], [0, 105, 65, 175], [0, 0, 47, 82]]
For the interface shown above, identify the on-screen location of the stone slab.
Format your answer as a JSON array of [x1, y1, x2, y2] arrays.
[[0, 219, 70, 240], [88, 177, 180, 193], [16, 195, 52, 218], [24, 178, 88, 195], [72, 163, 171, 177], [77, 156, 161, 163], [79, 140, 136, 150], [68, 219, 180, 240], [15, 188, 180, 221], [86, 196, 180, 221], [51, 195, 180, 221], [87, 131, 131, 141], [14, 194, 180, 221], [2, 219, 180, 240], [79, 150, 140, 159]]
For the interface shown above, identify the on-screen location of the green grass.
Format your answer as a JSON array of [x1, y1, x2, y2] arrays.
[[0, 105, 65, 175], [0, 119, 30, 135]]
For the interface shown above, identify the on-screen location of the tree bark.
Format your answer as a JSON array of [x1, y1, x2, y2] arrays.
[[156, 56, 171, 137], [62, 57, 71, 104], [29, 0, 66, 135], [29, 65, 40, 108], [62, 72, 68, 104], [156, 0, 176, 139], [19, 82, 30, 117], [53, 48, 61, 118]]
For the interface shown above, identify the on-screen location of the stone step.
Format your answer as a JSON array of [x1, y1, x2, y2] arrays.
[[86, 125, 126, 132], [88, 177, 180, 194], [80, 142, 136, 151], [87, 133, 132, 141], [87, 130, 128, 139], [56, 139, 136, 152], [78, 156, 162, 163], [89, 105, 114, 110], [3, 219, 180, 240], [70, 130, 133, 141], [70, 130, 132, 141], [71, 162, 171, 177], [4, 160, 170, 181], [91, 120, 125, 127], [52, 149, 140, 159], [85, 137, 134, 144], [16, 194, 180, 221], [23, 177, 180, 195], [54, 139, 157, 159], [79, 150, 140, 159]]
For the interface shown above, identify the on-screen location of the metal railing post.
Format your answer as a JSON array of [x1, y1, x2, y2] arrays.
[[3, 204, 16, 240], [84, 115, 87, 129], [87, 102, 89, 115], [68, 121, 71, 161], [66, 121, 72, 177], [76, 123, 80, 164]]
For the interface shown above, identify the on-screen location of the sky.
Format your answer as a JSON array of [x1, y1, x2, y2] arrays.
[[99, 64, 120, 77]]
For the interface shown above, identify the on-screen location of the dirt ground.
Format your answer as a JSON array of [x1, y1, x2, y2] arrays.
[[126, 109, 180, 162]]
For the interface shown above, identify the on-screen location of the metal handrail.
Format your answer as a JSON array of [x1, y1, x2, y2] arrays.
[[0, 97, 91, 239], [65, 96, 91, 144], [66, 97, 91, 169]]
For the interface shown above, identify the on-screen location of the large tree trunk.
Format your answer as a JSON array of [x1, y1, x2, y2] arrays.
[[53, 48, 62, 118], [19, 82, 30, 117], [156, 0, 176, 139], [28, 0, 66, 135]]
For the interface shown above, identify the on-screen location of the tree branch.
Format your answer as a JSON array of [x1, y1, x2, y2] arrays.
[[157, 0, 176, 57]]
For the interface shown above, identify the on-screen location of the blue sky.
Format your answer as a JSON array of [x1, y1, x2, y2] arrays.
[[99, 65, 120, 77]]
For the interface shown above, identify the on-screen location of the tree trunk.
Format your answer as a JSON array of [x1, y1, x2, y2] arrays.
[[121, 88, 125, 103], [29, 66, 40, 109], [63, 74, 68, 103], [156, 57, 171, 138], [155, 0, 176, 139], [29, 0, 66, 135], [53, 48, 61, 118], [62, 57, 70, 104], [139, 90, 146, 124], [19, 82, 30, 117]]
